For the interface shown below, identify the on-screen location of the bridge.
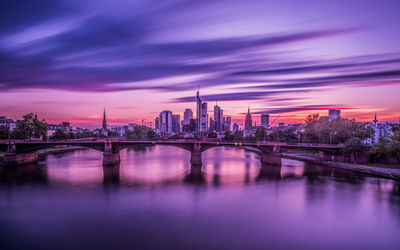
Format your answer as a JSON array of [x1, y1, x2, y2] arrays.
[[0, 139, 351, 167]]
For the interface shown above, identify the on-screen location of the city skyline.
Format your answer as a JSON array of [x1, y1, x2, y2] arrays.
[[1, 0, 400, 127]]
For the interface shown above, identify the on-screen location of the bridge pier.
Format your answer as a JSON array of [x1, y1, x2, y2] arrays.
[[102, 140, 120, 166], [3, 152, 39, 166], [102, 151, 120, 166], [190, 142, 202, 166], [260, 152, 282, 166]]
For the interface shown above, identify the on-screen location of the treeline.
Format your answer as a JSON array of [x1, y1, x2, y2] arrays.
[[302, 114, 372, 144], [50, 129, 95, 140], [0, 113, 47, 139], [125, 125, 157, 139], [371, 124, 400, 164]]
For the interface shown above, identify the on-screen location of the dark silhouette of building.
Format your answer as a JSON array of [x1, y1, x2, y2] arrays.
[[261, 114, 269, 128], [245, 107, 252, 130]]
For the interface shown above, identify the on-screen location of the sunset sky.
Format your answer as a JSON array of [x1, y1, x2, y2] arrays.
[[1, 0, 400, 128]]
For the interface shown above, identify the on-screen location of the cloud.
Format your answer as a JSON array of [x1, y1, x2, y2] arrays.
[[251, 105, 357, 114], [0, 0, 362, 93], [172, 90, 308, 102]]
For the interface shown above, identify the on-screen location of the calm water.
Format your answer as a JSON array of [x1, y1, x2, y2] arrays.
[[0, 146, 399, 250]]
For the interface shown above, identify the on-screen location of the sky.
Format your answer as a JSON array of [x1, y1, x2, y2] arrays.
[[1, 0, 400, 128]]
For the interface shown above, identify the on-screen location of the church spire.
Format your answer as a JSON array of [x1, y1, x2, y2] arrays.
[[102, 107, 107, 130], [373, 113, 378, 125]]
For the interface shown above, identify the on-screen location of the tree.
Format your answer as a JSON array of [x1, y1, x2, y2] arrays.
[[371, 138, 388, 163], [303, 115, 372, 144], [12, 113, 48, 139], [255, 128, 266, 141], [342, 137, 365, 164], [223, 131, 233, 140], [388, 130, 400, 165], [51, 129, 68, 140], [126, 126, 158, 139], [0, 126, 9, 139], [207, 131, 217, 138]]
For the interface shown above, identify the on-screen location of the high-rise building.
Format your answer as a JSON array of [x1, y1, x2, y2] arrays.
[[159, 110, 172, 134], [155, 117, 160, 130], [172, 115, 180, 133], [214, 104, 221, 132], [183, 109, 193, 125], [328, 109, 341, 121], [201, 102, 208, 132], [244, 107, 252, 130], [209, 117, 215, 131], [233, 123, 239, 132], [196, 90, 202, 133], [219, 109, 224, 131], [224, 117, 231, 131], [261, 114, 269, 128]]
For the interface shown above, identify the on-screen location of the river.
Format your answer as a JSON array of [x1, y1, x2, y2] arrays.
[[0, 146, 399, 249]]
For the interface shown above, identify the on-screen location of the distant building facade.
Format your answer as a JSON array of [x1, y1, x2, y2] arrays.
[[159, 110, 172, 134], [201, 102, 208, 132], [365, 114, 393, 144], [261, 114, 269, 128], [329, 109, 341, 121], [233, 123, 239, 132], [183, 109, 193, 125], [224, 117, 231, 131], [172, 114, 180, 133]]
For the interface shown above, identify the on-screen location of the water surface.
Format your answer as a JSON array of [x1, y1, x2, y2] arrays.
[[0, 146, 399, 249]]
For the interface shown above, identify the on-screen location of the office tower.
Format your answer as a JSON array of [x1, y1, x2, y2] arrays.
[[261, 114, 269, 128], [172, 115, 180, 133], [183, 108, 193, 125], [159, 110, 172, 134], [209, 117, 215, 131], [224, 116, 231, 131], [155, 117, 160, 130], [233, 123, 239, 132], [328, 109, 341, 121], [244, 107, 252, 130], [196, 90, 202, 133], [214, 104, 221, 132], [201, 102, 208, 132], [219, 109, 224, 131]]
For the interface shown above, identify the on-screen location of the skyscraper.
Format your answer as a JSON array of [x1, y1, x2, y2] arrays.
[[224, 117, 231, 131], [155, 117, 160, 130], [183, 108, 193, 125], [233, 123, 239, 132], [219, 109, 224, 131], [159, 110, 172, 134], [209, 117, 215, 131], [214, 104, 221, 132], [328, 109, 341, 121], [245, 107, 252, 130], [261, 114, 269, 128], [196, 90, 202, 133], [172, 115, 180, 133], [201, 102, 208, 132]]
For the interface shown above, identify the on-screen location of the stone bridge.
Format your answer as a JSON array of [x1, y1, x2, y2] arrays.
[[0, 139, 349, 167]]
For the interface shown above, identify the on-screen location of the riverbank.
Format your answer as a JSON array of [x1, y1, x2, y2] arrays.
[[282, 153, 400, 180], [0, 146, 86, 166]]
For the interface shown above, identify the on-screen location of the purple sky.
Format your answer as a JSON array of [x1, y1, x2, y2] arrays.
[[1, 0, 400, 127]]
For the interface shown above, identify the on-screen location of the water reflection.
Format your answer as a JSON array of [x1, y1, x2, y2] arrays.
[[0, 164, 48, 186], [103, 164, 120, 187]]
